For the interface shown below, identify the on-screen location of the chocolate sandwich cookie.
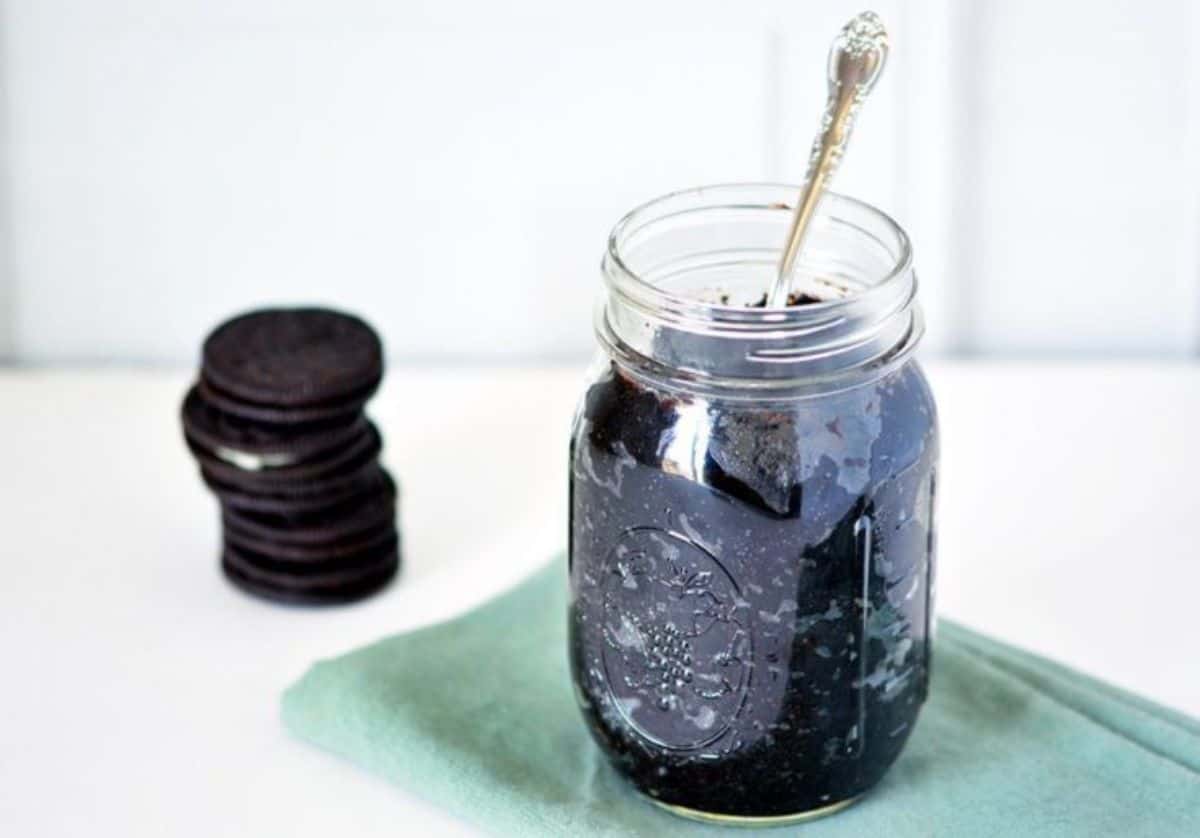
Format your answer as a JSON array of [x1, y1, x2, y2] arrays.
[[196, 378, 375, 426], [222, 471, 397, 547], [191, 421, 381, 490], [223, 518, 397, 564], [202, 307, 383, 408], [183, 306, 397, 605], [207, 463, 392, 516], [181, 385, 367, 469], [200, 424, 381, 500], [222, 535, 400, 605]]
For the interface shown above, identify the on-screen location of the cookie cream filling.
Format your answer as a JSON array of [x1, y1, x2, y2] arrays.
[[214, 446, 298, 472]]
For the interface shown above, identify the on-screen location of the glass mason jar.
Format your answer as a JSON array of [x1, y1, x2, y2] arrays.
[[568, 184, 938, 824]]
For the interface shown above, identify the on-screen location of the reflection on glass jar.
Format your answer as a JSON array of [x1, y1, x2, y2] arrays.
[[568, 185, 938, 823]]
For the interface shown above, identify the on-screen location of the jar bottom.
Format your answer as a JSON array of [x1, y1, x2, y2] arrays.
[[643, 792, 862, 827]]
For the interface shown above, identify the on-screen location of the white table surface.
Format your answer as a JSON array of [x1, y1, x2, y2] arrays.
[[1, 361, 1198, 836]]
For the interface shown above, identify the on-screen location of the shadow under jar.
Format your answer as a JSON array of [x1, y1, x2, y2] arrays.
[[568, 184, 938, 824]]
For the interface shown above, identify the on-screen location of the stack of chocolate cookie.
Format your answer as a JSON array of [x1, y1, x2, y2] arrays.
[[181, 307, 400, 604]]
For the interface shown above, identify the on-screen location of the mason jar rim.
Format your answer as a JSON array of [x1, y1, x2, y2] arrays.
[[596, 182, 923, 397], [603, 182, 913, 332]]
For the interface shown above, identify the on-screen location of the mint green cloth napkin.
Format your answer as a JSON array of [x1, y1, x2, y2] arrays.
[[282, 561, 1200, 836]]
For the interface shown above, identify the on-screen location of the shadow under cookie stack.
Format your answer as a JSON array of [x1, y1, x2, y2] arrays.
[[181, 307, 400, 604]]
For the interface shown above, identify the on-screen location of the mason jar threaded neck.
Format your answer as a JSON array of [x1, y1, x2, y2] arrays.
[[597, 183, 922, 397]]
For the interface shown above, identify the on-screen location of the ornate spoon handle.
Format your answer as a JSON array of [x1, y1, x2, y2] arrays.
[[768, 11, 889, 307]]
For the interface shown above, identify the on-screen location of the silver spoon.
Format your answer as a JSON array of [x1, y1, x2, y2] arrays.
[[767, 11, 889, 307]]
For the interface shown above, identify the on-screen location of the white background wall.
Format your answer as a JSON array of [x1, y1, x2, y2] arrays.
[[1, 0, 1198, 364]]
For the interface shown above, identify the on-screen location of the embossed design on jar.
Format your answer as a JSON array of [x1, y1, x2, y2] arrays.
[[599, 527, 752, 750]]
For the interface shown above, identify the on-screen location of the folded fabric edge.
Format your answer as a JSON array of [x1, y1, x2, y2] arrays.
[[277, 561, 580, 836], [940, 621, 1200, 774], [278, 562, 1200, 830]]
